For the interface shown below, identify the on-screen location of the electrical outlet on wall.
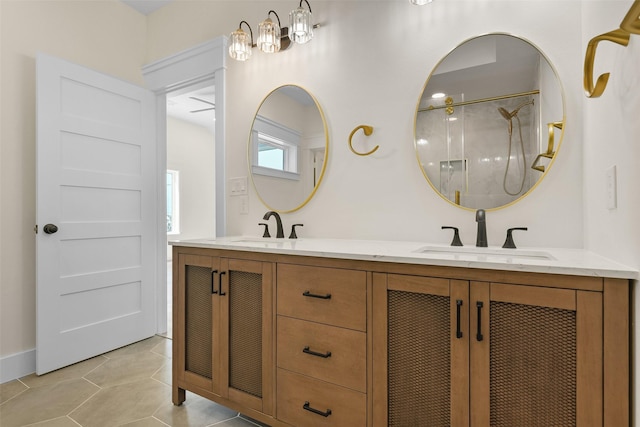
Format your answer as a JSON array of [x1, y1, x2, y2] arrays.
[[606, 165, 617, 210], [239, 195, 249, 215]]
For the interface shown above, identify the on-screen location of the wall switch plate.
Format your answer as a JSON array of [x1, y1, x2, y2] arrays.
[[229, 177, 248, 196], [239, 195, 249, 215], [606, 165, 617, 210]]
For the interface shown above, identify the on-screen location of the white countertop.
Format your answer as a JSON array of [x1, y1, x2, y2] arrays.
[[170, 237, 639, 280]]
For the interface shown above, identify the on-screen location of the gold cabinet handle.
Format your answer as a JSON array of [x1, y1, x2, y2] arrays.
[[348, 125, 379, 156], [583, 29, 631, 98]]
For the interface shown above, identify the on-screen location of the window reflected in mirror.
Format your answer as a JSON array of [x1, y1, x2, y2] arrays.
[[252, 115, 300, 179], [258, 143, 286, 171]]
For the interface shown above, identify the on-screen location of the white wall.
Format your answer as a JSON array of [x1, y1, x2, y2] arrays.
[[166, 116, 216, 259], [582, 2, 640, 271], [581, 1, 640, 422]]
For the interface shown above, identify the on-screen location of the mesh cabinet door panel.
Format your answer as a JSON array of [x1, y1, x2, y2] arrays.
[[388, 290, 451, 427], [185, 265, 213, 379], [489, 301, 577, 427], [228, 270, 263, 398]]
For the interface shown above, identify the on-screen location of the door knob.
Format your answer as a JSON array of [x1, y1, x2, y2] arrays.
[[43, 224, 58, 234]]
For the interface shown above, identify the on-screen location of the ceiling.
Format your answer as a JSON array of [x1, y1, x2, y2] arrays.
[[120, 0, 173, 15], [167, 86, 216, 132]]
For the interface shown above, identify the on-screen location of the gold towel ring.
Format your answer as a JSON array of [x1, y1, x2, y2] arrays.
[[348, 125, 379, 156], [583, 29, 631, 98]]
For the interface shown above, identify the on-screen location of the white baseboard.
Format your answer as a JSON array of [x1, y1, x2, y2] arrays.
[[0, 349, 36, 384]]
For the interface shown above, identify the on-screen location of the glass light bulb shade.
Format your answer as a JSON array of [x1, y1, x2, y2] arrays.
[[229, 28, 252, 61], [410, 0, 433, 4], [258, 17, 281, 53], [289, 7, 313, 44]]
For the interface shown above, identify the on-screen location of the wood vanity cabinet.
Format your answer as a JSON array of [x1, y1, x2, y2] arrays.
[[372, 272, 629, 427], [172, 247, 275, 418], [173, 245, 630, 427]]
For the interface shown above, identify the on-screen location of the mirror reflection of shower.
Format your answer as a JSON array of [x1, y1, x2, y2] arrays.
[[416, 91, 540, 209], [498, 98, 535, 196]]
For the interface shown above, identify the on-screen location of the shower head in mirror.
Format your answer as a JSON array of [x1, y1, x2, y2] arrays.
[[498, 99, 534, 120], [498, 107, 512, 120]]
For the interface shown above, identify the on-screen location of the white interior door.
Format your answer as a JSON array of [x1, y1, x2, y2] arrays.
[[36, 53, 157, 375]]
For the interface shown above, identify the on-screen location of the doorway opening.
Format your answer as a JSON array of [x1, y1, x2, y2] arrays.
[[142, 36, 227, 342], [164, 84, 217, 338]]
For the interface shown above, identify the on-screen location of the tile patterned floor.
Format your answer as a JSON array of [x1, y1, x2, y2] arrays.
[[0, 336, 264, 427]]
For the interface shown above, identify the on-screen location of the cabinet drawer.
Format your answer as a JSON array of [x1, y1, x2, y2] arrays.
[[277, 316, 366, 392], [277, 369, 366, 427], [277, 264, 366, 331]]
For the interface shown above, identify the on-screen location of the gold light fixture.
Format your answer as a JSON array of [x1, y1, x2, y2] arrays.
[[229, 1, 320, 61], [228, 21, 254, 62], [289, 0, 314, 44]]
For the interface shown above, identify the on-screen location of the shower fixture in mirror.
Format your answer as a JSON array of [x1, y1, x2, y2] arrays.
[[415, 33, 565, 210], [249, 84, 328, 213]]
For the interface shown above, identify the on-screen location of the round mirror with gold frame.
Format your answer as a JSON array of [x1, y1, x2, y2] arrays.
[[415, 33, 565, 210], [249, 85, 328, 213]]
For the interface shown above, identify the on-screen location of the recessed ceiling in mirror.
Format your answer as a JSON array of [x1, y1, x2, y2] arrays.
[[249, 85, 328, 213], [415, 34, 565, 210]]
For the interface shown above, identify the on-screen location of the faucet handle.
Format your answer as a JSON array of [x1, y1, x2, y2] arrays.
[[289, 224, 303, 239], [442, 226, 463, 247], [502, 227, 528, 249], [258, 223, 271, 238]]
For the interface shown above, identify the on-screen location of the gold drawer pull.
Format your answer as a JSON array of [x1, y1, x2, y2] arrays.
[[303, 346, 332, 358], [303, 401, 332, 417], [302, 290, 332, 300]]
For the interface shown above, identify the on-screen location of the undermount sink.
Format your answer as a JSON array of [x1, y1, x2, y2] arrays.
[[414, 245, 556, 261]]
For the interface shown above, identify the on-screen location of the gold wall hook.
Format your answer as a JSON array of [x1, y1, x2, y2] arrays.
[[532, 121, 563, 172], [621, 1, 640, 34], [583, 1, 639, 99], [348, 125, 379, 156], [584, 0, 640, 98], [584, 29, 631, 98]]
